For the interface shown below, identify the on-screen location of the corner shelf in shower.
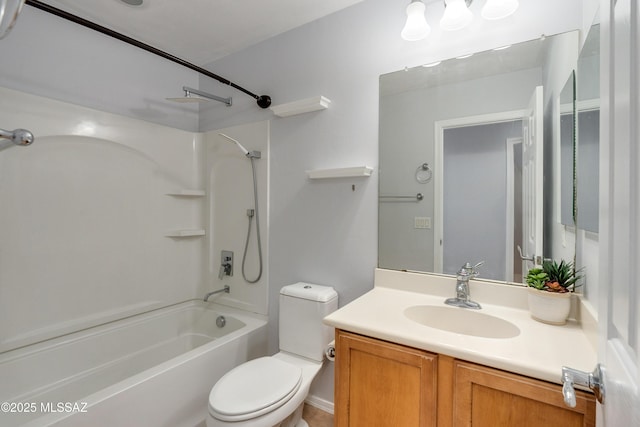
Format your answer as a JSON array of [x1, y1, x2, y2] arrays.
[[166, 189, 206, 197], [270, 96, 331, 117], [165, 229, 206, 238], [306, 166, 373, 179]]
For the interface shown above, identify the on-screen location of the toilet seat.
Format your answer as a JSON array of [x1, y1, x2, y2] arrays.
[[208, 357, 302, 422]]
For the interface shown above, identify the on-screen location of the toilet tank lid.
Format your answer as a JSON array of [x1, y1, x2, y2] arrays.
[[280, 282, 338, 302]]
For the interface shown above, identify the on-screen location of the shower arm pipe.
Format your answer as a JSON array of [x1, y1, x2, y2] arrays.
[[183, 86, 232, 106], [24, 0, 272, 109]]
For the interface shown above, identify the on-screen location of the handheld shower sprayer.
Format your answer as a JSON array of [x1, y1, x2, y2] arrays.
[[218, 133, 249, 156], [218, 133, 261, 159], [216, 133, 263, 283]]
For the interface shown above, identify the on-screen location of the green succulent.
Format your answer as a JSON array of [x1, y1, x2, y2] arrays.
[[526, 260, 583, 292], [525, 267, 549, 290], [542, 259, 582, 292]]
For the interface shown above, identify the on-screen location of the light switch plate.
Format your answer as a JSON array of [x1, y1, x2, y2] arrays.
[[414, 217, 431, 229]]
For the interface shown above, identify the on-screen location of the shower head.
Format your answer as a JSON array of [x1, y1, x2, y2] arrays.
[[218, 133, 261, 159], [0, 128, 34, 146], [167, 86, 232, 106]]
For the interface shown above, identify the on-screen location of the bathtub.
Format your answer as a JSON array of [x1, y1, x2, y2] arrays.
[[0, 300, 268, 427]]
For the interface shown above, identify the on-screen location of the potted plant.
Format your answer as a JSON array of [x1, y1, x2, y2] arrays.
[[525, 260, 582, 325]]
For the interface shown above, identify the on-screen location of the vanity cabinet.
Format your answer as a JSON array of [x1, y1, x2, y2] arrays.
[[335, 330, 438, 427], [450, 360, 596, 427], [335, 330, 596, 427]]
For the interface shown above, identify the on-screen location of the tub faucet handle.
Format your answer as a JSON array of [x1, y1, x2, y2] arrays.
[[218, 263, 232, 279], [218, 250, 234, 279]]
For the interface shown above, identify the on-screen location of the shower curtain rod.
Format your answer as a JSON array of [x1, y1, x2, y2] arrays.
[[24, 0, 272, 109]]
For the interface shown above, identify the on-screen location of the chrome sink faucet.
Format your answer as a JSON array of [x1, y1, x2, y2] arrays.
[[445, 262, 484, 309]]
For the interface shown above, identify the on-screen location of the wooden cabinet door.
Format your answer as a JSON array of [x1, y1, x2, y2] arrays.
[[334, 330, 437, 427], [452, 360, 596, 427]]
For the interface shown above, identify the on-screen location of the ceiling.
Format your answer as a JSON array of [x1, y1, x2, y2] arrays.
[[30, 0, 363, 65]]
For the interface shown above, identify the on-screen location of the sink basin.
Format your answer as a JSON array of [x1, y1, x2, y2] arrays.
[[404, 305, 520, 339]]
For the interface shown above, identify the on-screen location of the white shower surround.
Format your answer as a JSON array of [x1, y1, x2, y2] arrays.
[[0, 85, 269, 350], [0, 86, 205, 351], [0, 86, 271, 425]]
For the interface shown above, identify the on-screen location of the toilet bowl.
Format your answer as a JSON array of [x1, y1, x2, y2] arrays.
[[206, 283, 338, 427], [207, 352, 322, 427]]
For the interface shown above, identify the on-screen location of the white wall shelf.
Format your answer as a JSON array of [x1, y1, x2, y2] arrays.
[[166, 189, 205, 197], [165, 229, 206, 237], [306, 166, 373, 179], [270, 96, 331, 117]]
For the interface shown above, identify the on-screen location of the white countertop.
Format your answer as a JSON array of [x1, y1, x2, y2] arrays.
[[324, 269, 597, 385]]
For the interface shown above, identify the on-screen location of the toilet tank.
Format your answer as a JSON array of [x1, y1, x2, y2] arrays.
[[279, 283, 338, 362]]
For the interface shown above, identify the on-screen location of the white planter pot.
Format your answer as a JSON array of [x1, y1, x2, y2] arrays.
[[527, 288, 572, 325]]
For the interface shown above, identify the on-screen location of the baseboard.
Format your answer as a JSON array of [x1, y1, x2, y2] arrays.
[[305, 395, 334, 414]]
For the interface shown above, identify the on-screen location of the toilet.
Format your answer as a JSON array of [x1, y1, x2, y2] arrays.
[[206, 283, 338, 427]]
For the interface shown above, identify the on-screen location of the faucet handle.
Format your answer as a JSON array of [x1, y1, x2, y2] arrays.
[[458, 261, 484, 277]]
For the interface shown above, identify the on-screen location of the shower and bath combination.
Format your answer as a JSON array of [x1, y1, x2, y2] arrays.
[[0, 127, 34, 150], [219, 133, 263, 284]]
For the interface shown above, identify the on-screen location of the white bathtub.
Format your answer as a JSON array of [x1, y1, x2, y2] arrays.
[[0, 300, 268, 427]]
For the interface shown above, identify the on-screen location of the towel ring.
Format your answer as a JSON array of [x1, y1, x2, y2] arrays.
[[415, 163, 432, 184]]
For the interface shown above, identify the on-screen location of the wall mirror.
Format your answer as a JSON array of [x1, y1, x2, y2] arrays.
[[576, 23, 600, 233], [559, 71, 576, 228], [378, 30, 579, 284]]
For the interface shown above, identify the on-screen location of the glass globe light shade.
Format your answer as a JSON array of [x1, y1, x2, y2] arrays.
[[481, 0, 519, 20], [401, 0, 431, 41], [440, 0, 473, 31]]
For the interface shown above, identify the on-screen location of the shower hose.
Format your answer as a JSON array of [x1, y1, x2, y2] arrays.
[[242, 156, 263, 283]]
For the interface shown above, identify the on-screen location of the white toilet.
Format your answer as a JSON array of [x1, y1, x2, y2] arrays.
[[206, 283, 338, 427]]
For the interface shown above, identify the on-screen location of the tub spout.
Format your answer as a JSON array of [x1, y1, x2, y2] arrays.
[[204, 285, 230, 302]]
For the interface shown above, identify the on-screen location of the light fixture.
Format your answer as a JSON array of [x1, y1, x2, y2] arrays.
[[481, 0, 519, 20], [400, 0, 519, 41], [440, 0, 473, 31], [401, 0, 431, 41]]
